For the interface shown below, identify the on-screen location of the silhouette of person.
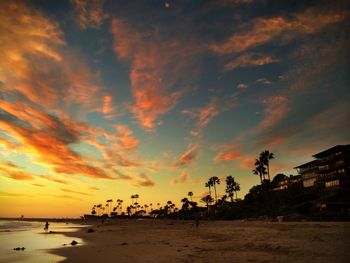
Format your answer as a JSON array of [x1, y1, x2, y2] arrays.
[[195, 217, 199, 229], [44, 221, 49, 232]]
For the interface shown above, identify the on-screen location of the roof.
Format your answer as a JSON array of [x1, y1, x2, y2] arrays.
[[294, 160, 319, 169], [313, 145, 350, 158]]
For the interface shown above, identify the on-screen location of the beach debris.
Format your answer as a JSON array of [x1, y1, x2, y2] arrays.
[[121, 242, 128, 246], [70, 240, 78, 246], [87, 228, 95, 233], [13, 247, 25, 251]]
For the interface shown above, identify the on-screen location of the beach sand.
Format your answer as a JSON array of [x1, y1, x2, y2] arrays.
[[52, 220, 350, 263]]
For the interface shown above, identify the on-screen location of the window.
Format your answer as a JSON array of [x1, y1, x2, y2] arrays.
[[325, 180, 340, 188]]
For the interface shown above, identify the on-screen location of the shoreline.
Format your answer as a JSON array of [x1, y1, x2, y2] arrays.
[[50, 219, 350, 263]]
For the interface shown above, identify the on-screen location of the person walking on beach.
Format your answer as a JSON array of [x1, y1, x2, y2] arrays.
[[44, 221, 49, 232]]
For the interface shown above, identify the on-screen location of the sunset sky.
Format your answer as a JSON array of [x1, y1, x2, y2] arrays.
[[0, 0, 349, 217]]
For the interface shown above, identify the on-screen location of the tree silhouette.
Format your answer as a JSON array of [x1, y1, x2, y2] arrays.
[[233, 181, 240, 200], [181, 197, 189, 211], [201, 195, 214, 215], [188, 191, 193, 201], [205, 180, 213, 197], [225, 175, 236, 203], [253, 158, 266, 183], [210, 176, 220, 204], [260, 150, 274, 181]]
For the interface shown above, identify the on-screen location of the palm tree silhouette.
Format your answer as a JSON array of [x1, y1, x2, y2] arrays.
[[253, 158, 266, 183], [188, 191, 193, 201], [233, 181, 240, 200], [225, 175, 236, 203], [260, 150, 274, 181], [205, 180, 212, 197], [201, 195, 213, 215], [210, 176, 220, 204]]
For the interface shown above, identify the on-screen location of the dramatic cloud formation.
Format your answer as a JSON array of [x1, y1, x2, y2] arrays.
[[0, 0, 349, 217], [111, 19, 202, 130], [0, 161, 34, 180], [211, 9, 345, 55]]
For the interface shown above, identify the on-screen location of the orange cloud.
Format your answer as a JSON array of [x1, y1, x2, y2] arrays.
[[211, 10, 345, 55], [61, 188, 91, 196], [102, 95, 117, 119], [213, 149, 241, 161], [0, 161, 34, 180], [0, 1, 108, 117], [259, 96, 289, 129], [32, 183, 44, 187], [111, 19, 202, 130], [71, 0, 105, 29], [239, 156, 255, 169], [170, 172, 189, 185], [225, 53, 279, 71], [39, 175, 68, 185], [0, 102, 113, 179], [114, 124, 139, 150], [0, 191, 33, 197], [185, 97, 236, 137], [174, 144, 200, 168], [134, 174, 155, 187], [0, 1, 64, 105]]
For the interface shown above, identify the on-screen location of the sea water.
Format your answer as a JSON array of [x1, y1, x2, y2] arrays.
[[0, 220, 84, 263]]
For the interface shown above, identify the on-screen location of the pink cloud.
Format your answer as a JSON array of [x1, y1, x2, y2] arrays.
[[174, 144, 200, 168], [111, 18, 202, 130], [114, 124, 139, 150], [170, 172, 189, 185], [213, 149, 241, 161]]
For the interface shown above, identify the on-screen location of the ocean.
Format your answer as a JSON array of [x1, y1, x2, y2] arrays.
[[0, 220, 84, 263]]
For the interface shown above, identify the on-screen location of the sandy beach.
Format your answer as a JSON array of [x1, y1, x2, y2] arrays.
[[51, 220, 350, 263]]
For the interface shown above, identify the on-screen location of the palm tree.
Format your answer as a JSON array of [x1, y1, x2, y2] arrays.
[[130, 195, 135, 205], [233, 181, 241, 200], [188, 191, 193, 201], [205, 180, 213, 196], [225, 175, 235, 203], [210, 176, 220, 204], [253, 158, 267, 183], [260, 150, 274, 181], [134, 194, 139, 203], [201, 195, 214, 215]]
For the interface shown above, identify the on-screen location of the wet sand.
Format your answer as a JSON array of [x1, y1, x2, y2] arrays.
[[52, 220, 350, 263]]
